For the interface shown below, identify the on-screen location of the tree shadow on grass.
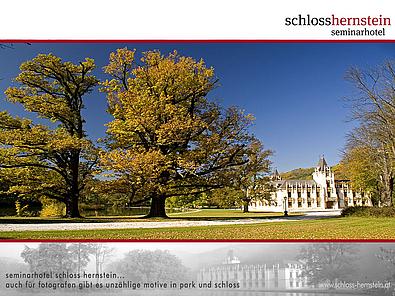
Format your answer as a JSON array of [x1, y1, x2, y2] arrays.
[[0, 212, 305, 224], [0, 216, 144, 224], [166, 214, 303, 221]]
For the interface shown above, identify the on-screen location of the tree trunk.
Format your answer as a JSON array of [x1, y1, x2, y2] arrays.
[[64, 151, 82, 218], [243, 199, 250, 213], [65, 193, 81, 218], [146, 194, 168, 218], [381, 171, 394, 207], [389, 176, 394, 207]]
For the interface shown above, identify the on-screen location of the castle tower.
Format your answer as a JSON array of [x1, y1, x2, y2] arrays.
[[270, 169, 282, 181], [223, 249, 241, 265], [312, 156, 338, 209]]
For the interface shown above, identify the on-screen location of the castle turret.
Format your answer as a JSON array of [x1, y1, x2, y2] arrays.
[[312, 156, 338, 209], [270, 169, 282, 181], [223, 249, 241, 265]]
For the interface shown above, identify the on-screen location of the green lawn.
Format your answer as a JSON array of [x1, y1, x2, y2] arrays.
[[0, 217, 394, 240]]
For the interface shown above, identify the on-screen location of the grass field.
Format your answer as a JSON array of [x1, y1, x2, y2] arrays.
[[0, 216, 394, 240]]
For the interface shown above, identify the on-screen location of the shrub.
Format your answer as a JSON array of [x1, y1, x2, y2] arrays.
[[40, 197, 65, 217], [341, 206, 395, 218], [15, 201, 30, 217], [15, 200, 41, 217]]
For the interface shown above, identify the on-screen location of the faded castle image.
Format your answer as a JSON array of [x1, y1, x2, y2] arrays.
[[198, 250, 307, 290], [0, 242, 393, 296], [249, 156, 372, 212]]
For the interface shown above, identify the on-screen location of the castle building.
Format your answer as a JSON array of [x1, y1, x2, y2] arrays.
[[197, 250, 308, 290], [249, 156, 372, 212]]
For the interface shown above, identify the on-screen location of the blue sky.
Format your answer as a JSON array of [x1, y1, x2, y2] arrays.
[[1, 42, 394, 172]]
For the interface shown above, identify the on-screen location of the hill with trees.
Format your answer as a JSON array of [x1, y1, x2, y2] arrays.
[[280, 167, 314, 180], [279, 163, 348, 181]]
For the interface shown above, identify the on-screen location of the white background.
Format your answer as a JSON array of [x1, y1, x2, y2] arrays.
[[0, 0, 393, 39]]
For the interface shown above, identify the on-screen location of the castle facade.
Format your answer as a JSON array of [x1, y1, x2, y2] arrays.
[[249, 156, 372, 212], [197, 250, 308, 290]]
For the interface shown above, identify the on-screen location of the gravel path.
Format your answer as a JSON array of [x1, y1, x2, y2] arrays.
[[0, 210, 342, 232]]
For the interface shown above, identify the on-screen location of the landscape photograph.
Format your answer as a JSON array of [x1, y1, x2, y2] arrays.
[[0, 42, 394, 240], [0, 242, 394, 295]]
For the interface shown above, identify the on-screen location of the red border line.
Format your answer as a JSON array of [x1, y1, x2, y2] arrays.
[[1, 239, 394, 243], [0, 39, 394, 43]]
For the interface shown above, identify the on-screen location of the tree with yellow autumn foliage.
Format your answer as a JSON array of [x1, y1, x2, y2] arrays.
[[341, 61, 395, 207], [232, 139, 273, 212], [100, 48, 268, 217], [0, 54, 99, 217]]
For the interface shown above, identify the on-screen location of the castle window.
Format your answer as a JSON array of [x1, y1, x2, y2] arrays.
[[297, 192, 301, 198], [288, 191, 291, 198], [344, 191, 347, 198], [288, 199, 292, 208], [307, 201, 311, 207], [307, 191, 311, 198]]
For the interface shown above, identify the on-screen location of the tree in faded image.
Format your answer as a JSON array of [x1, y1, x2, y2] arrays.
[[375, 247, 395, 296], [297, 243, 358, 287], [107, 249, 189, 282], [377, 247, 395, 283], [21, 244, 77, 275], [341, 61, 395, 207], [90, 243, 114, 275], [20, 243, 109, 277], [100, 48, 266, 217], [0, 54, 99, 217], [68, 243, 95, 275]]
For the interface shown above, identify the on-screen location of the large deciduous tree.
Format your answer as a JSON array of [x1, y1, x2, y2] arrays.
[[231, 139, 272, 212], [100, 48, 260, 217], [377, 247, 395, 285], [297, 243, 358, 287], [0, 54, 99, 217], [342, 61, 395, 206], [21, 243, 77, 275], [341, 137, 389, 206], [106, 249, 189, 282], [21, 243, 94, 283]]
